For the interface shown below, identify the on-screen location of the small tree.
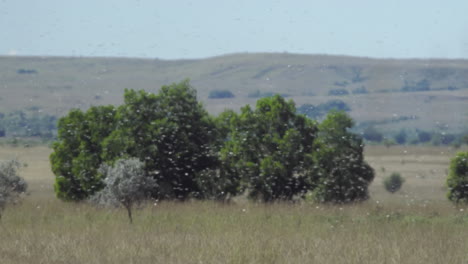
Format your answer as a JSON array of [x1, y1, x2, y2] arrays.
[[383, 172, 404, 193], [0, 160, 28, 220], [447, 152, 468, 203], [91, 158, 156, 223]]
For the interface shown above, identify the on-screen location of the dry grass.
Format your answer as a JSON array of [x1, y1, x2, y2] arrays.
[[0, 145, 467, 263]]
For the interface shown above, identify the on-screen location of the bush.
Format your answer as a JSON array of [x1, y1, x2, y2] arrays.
[[297, 100, 351, 120], [383, 173, 404, 193], [447, 152, 468, 203], [362, 126, 383, 142], [328, 89, 349, 96], [352, 86, 369, 94], [0, 160, 28, 219], [208, 90, 235, 99]]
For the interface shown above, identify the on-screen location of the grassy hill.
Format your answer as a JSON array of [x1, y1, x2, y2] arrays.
[[1, 53, 467, 134]]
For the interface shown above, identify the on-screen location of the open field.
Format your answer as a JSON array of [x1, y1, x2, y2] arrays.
[[0, 145, 467, 263]]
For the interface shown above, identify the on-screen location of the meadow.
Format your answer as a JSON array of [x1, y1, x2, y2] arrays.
[[0, 145, 467, 263]]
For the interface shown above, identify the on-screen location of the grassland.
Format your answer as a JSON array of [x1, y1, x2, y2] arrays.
[[0, 145, 467, 263], [1, 53, 468, 133]]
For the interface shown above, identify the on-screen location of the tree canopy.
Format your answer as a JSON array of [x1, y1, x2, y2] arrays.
[[50, 80, 374, 204]]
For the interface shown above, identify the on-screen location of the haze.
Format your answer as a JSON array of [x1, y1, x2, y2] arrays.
[[1, 0, 468, 59]]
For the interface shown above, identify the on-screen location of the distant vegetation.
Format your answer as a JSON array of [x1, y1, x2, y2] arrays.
[[297, 100, 351, 120], [0, 110, 57, 139], [208, 89, 235, 99], [328, 88, 349, 96], [247, 90, 290, 98], [50, 80, 374, 204]]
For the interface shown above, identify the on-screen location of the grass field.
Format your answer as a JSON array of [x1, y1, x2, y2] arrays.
[[0, 145, 467, 263]]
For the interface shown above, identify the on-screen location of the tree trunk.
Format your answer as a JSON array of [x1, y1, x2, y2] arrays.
[[125, 204, 133, 224]]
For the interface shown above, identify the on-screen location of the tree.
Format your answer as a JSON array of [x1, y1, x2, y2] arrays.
[[50, 106, 117, 200], [362, 126, 383, 142], [91, 158, 156, 223], [208, 89, 235, 99], [218, 95, 318, 202], [446, 152, 468, 203], [0, 160, 28, 220], [311, 111, 374, 203], [394, 130, 407, 145], [102, 80, 220, 200]]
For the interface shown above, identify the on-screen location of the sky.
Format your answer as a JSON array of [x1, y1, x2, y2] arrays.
[[1, 0, 468, 60]]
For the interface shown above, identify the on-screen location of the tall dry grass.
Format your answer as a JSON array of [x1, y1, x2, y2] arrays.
[[0, 145, 467, 263]]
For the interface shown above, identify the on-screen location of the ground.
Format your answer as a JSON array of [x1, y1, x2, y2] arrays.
[[0, 145, 467, 263]]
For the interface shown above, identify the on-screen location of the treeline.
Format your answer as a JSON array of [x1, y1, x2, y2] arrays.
[[360, 126, 468, 147], [0, 110, 57, 139], [50, 80, 374, 203]]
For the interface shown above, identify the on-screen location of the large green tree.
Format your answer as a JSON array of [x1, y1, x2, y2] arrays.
[[311, 111, 374, 203], [218, 95, 318, 202], [101, 80, 220, 200], [50, 106, 117, 200]]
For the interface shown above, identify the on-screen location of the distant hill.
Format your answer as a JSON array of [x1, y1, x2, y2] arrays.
[[1, 53, 467, 134]]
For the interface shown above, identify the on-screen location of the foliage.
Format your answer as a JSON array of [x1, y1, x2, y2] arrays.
[[446, 152, 468, 203], [297, 100, 351, 120], [352, 86, 369, 94], [208, 89, 235, 99], [0, 110, 57, 138], [218, 95, 317, 202], [310, 111, 374, 203], [91, 158, 156, 223], [247, 90, 290, 98], [328, 89, 349, 96], [394, 130, 407, 145], [383, 172, 405, 193], [401, 79, 431, 92], [102, 80, 220, 200], [0, 160, 27, 219], [362, 126, 383, 142], [417, 130, 432, 143], [50, 105, 117, 200], [51, 81, 377, 204]]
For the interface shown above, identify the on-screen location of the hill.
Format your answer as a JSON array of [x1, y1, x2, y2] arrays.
[[1, 53, 467, 134]]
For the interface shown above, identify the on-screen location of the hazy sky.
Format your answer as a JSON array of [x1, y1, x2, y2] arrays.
[[2, 0, 468, 59]]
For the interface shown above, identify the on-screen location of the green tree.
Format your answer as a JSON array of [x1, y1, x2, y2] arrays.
[[102, 80, 220, 200], [311, 111, 374, 203], [446, 152, 468, 203], [219, 95, 318, 202], [394, 130, 407, 145], [50, 106, 117, 200], [362, 126, 383, 142]]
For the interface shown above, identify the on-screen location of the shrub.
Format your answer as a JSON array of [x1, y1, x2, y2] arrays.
[[0, 160, 28, 220], [90, 158, 156, 223], [328, 89, 349, 96], [447, 152, 468, 203], [383, 173, 404, 193], [362, 126, 383, 142], [208, 90, 235, 99], [352, 86, 369, 94]]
